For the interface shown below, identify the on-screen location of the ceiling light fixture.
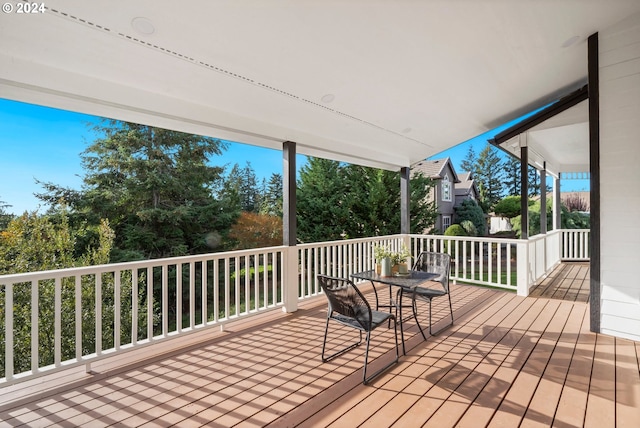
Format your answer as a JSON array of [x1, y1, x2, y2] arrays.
[[321, 94, 335, 103], [131, 17, 155, 35]]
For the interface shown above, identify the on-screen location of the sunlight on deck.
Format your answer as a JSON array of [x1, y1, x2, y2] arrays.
[[1, 280, 638, 427]]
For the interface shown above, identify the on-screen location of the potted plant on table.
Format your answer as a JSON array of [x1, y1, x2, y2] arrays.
[[391, 244, 411, 274], [374, 245, 392, 276]]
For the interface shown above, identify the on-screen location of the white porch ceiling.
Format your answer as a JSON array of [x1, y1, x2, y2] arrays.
[[1, 0, 639, 170], [496, 101, 589, 178]]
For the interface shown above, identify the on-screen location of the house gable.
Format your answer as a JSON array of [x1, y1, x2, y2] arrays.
[[454, 171, 480, 207], [412, 158, 461, 233]]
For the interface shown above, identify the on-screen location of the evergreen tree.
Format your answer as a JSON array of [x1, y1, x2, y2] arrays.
[[297, 158, 349, 242], [297, 158, 437, 242], [528, 165, 541, 196], [460, 144, 478, 175], [36, 120, 234, 260], [342, 165, 399, 237], [502, 155, 551, 197], [476, 144, 505, 211], [503, 155, 521, 196], [454, 199, 486, 236], [221, 162, 260, 213], [259, 173, 283, 217], [0, 198, 12, 230]]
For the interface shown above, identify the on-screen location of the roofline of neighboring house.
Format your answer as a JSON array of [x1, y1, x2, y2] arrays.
[[413, 157, 462, 183]]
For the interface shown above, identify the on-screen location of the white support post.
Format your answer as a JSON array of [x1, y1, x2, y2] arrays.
[[516, 241, 530, 296], [282, 246, 299, 313], [553, 174, 561, 231], [282, 141, 298, 313]]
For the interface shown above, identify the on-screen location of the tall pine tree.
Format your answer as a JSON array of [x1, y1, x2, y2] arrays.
[[36, 120, 234, 260], [259, 173, 283, 217], [460, 144, 478, 175], [297, 158, 437, 242], [476, 144, 505, 212], [503, 155, 521, 196], [297, 158, 349, 242], [221, 162, 260, 213]]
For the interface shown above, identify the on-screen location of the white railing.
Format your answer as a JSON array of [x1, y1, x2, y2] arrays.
[[297, 235, 405, 300], [409, 234, 520, 292], [524, 230, 562, 294], [0, 246, 285, 385], [561, 229, 590, 260], [0, 229, 589, 386]]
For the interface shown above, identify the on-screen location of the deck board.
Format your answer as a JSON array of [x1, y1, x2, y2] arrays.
[[615, 337, 640, 426], [584, 334, 616, 428], [0, 276, 637, 428], [454, 298, 561, 428], [520, 303, 585, 427], [553, 312, 596, 427], [530, 262, 590, 303], [487, 300, 572, 427]]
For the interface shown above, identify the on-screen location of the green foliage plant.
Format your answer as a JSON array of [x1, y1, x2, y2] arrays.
[[0, 209, 144, 378], [460, 220, 477, 237], [444, 224, 467, 237], [36, 120, 235, 260], [493, 195, 522, 219], [390, 244, 411, 266], [475, 144, 505, 211], [455, 199, 486, 236], [443, 224, 467, 257], [373, 244, 392, 262], [297, 159, 437, 243]]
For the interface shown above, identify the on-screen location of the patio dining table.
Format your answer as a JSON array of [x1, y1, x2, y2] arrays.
[[351, 269, 438, 354]]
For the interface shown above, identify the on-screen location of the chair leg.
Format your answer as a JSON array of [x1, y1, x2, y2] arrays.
[[429, 295, 454, 336], [322, 317, 363, 363], [413, 294, 455, 339], [428, 298, 433, 336], [362, 331, 372, 383], [362, 316, 400, 385], [412, 296, 428, 341]]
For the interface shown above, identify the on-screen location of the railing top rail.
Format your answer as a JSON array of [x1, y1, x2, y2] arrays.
[[0, 245, 287, 283], [1, 231, 590, 282], [296, 234, 403, 249], [409, 234, 525, 245]]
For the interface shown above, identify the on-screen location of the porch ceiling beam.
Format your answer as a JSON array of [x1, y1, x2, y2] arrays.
[[489, 84, 589, 146]]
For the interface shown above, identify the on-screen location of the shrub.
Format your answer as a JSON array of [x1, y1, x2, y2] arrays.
[[444, 224, 467, 257], [460, 220, 477, 237], [455, 199, 486, 236], [493, 195, 522, 219], [444, 224, 467, 236]]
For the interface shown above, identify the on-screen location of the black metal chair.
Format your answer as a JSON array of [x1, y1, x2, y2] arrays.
[[317, 274, 399, 384], [410, 252, 454, 339]]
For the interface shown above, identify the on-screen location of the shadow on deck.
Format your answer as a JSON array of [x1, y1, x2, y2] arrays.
[[2, 275, 638, 427], [530, 262, 590, 303]]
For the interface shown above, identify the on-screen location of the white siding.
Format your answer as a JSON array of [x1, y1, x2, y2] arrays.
[[599, 12, 640, 342]]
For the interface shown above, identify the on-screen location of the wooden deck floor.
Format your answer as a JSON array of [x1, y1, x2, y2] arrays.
[[1, 280, 638, 427], [530, 262, 591, 303]]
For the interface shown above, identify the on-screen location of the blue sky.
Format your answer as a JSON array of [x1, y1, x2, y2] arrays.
[[0, 98, 588, 215]]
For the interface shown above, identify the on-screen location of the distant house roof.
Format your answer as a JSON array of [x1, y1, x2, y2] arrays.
[[412, 158, 461, 183], [454, 171, 479, 205], [455, 172, 475, 195]]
